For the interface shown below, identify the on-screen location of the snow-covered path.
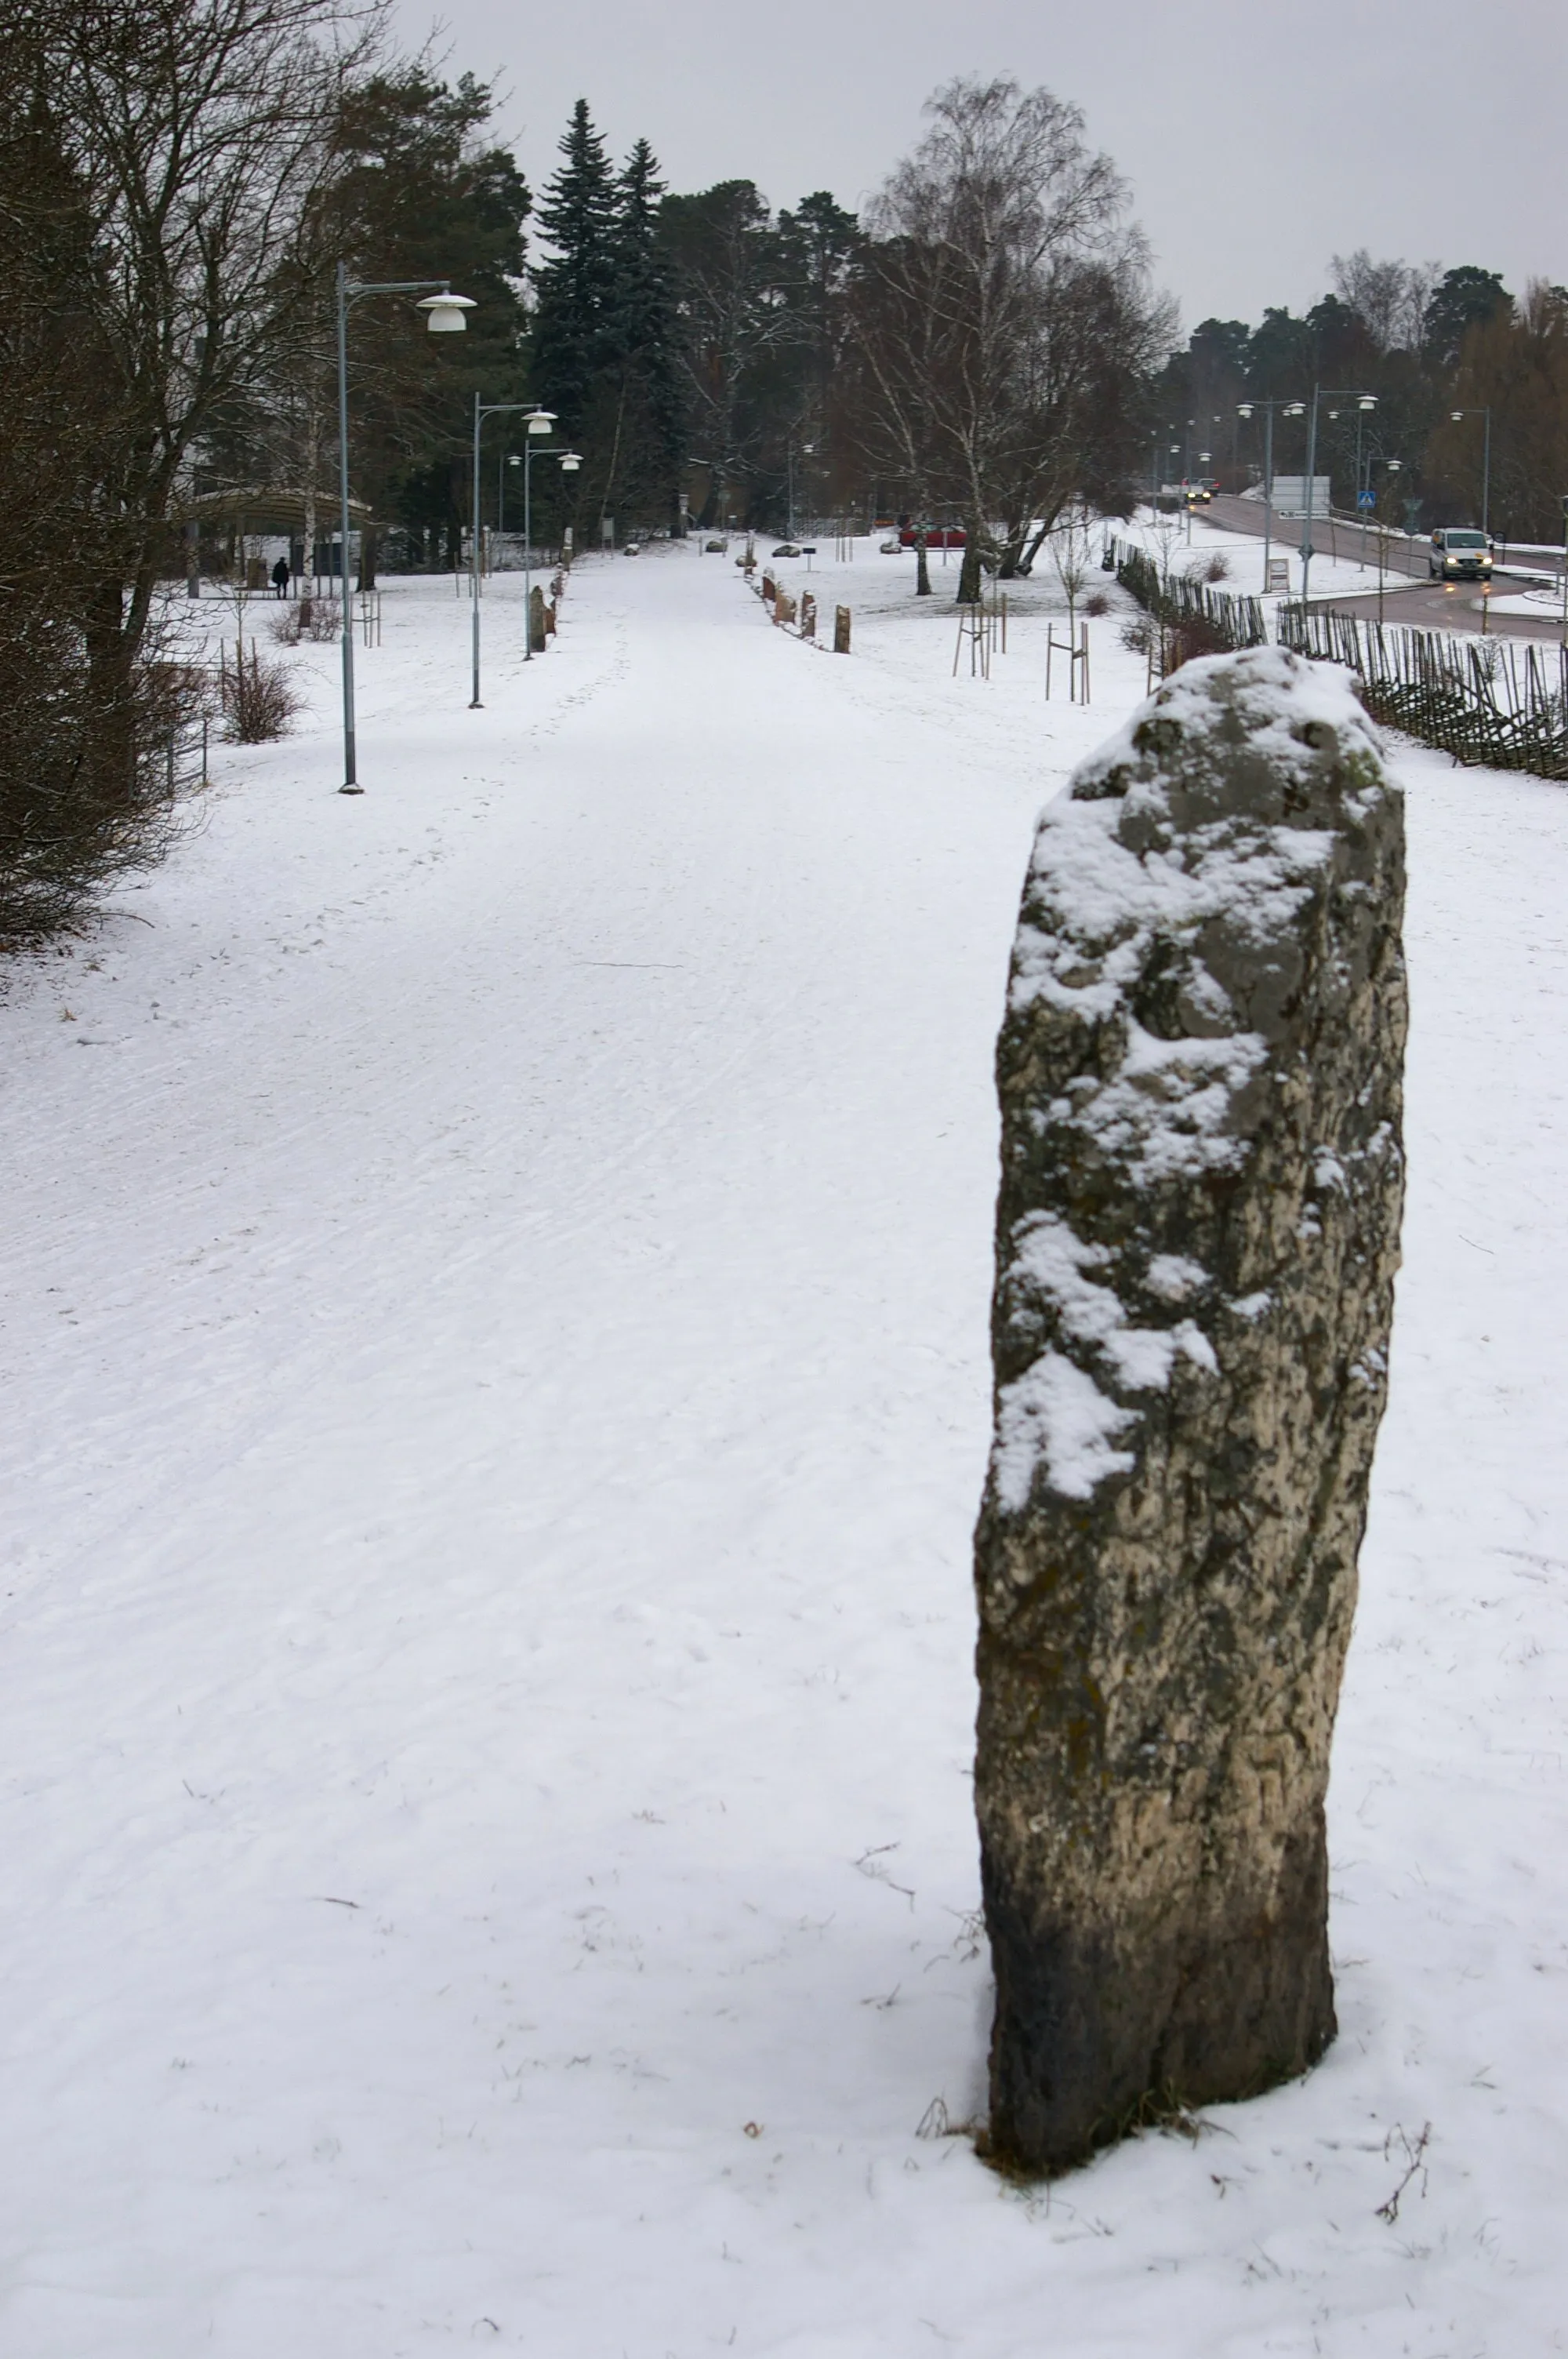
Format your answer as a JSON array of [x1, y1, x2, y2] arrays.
[[3, 548, 1568, 2354]]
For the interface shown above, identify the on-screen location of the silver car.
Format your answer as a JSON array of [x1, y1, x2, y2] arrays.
[[1429, 529, 1493, 580]]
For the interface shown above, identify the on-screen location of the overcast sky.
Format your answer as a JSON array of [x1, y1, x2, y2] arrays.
[[401, 0, 1567, 336]]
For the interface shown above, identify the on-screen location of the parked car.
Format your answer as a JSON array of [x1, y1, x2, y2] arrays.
[[1428, 529, 1493, 580], [771, 543, 802, 558], [897, 525, 967, 549]]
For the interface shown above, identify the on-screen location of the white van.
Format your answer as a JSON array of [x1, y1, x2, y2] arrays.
[[1428, 529, 1493, 580]]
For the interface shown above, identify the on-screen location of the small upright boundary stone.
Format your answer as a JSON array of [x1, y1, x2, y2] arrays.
[[974, 646, 1407, 2176]]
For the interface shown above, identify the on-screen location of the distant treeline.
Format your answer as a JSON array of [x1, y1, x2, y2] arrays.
[[1158, 256, 1568, 543]]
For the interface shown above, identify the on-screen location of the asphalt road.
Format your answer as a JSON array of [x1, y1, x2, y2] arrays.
[[1198, 493, 1568, 641]]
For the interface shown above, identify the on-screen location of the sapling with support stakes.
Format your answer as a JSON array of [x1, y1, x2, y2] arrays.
[[1045, 620, 1091, 703], [1050, 503, 1092, 639], [953, 594, 1006, 678]]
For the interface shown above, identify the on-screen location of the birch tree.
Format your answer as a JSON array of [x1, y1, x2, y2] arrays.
[[847, 77, 1171, 599]]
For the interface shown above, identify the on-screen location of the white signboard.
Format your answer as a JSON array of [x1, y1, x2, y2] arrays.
[[1268, 476, 1332, 518]]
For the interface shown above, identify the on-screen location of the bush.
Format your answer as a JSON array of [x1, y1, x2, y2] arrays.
[[1084, 591, 1110, 617], [1201, 551, 1230, 584], [270, 597, 343, 645], [1163, 614, 1230, 670], [222, 645, 302, 741], [0, 623, 208, 943], [1119, 613, 1152, 653]]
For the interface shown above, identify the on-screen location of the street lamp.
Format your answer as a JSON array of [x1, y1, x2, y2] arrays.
[[1293, 389, 1376, 610], [1369, 457, 1402, 622], [1450, 407, 1492, 538], [1237, 399, 1286, 598], [468, 398, 550, 706], [520, 417, 580, 664], [336, 266, 474, 791]]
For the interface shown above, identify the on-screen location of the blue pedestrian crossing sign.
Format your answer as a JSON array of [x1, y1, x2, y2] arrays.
[[1356, 490, 1376, 509]]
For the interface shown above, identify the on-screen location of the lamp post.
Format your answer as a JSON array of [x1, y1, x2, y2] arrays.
[[1450, 406, 1492, 539], [1293, 388, 1376, 610], [469, 397, 543, 707], [1236, 399, 1283, 598], [1370, 456, 1402, 623], [336, 266, 474, 792], [520, 413, 581, 662], [500, 448, 521, 539]]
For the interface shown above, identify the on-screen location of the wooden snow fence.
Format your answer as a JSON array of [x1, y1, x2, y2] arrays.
[[1112, 537, 1267, 660], [1277, 605, 1568, 780]]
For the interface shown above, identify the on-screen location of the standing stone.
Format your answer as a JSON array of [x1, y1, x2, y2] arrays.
[[528, 584, 547, 654], [974, 647, 1406, 2176]]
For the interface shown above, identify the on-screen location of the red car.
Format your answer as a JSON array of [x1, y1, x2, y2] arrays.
[[897, 525, 967, 549]]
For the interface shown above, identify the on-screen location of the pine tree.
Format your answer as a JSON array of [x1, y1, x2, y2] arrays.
[[324, 68, 532, 565]]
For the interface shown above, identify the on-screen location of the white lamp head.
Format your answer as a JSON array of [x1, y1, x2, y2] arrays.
[[528, 410, 556, 436], [1359, 395, 1377, 411], [418, 289, 476, 333], [1236, 403, 1253, 419], [557, 453, 583, 474]]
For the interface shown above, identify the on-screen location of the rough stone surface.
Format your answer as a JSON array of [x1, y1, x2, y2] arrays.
[[973, 647, 1407, 2176]]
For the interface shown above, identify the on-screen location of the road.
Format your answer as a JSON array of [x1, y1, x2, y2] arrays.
[[1200, 492, 1568, 640]]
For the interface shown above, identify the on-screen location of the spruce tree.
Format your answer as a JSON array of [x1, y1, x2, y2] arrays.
[[608, 139, 686, 533], [531, 100, 620, 443]]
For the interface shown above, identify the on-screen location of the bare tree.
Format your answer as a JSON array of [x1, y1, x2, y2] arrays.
[[1330, 249, 1442, 354], [0, 0, 379, 936], [1050, 501, 1091, 633], [29, 0, 382, 748], [846, 77, 1171, 600]]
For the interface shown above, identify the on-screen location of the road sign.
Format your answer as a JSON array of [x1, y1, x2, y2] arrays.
[[1357, 490, 1376, 510]]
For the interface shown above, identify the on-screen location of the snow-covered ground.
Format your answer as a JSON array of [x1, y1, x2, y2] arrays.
[[3, 544, 1567, 2355]]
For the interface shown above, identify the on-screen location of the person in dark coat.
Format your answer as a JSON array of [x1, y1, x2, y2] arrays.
[[270, 555, 291, 599]]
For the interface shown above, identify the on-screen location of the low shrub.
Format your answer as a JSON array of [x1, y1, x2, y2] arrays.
[[270, 597, 343, 645], [222, 645, 302, 741]]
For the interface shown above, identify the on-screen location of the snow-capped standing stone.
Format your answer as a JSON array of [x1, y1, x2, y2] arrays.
[[974, 646, 1408, 2177]]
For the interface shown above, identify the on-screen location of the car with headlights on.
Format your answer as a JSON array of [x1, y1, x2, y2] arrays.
[[1429, 529, 1493, 580]]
